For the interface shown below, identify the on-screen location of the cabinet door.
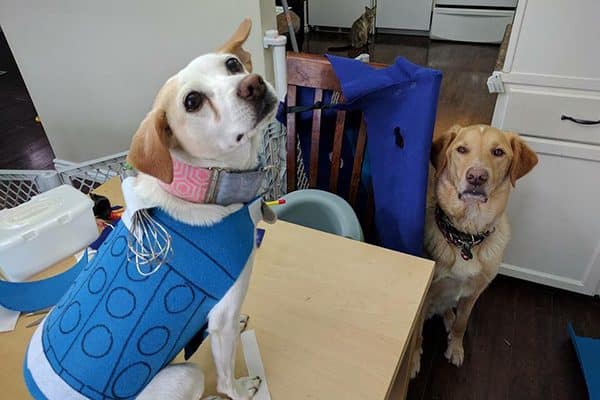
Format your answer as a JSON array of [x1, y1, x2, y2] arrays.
[[500, 136, 600, 294], [376, 0, 432, 31], [503, 0, 600, 81]]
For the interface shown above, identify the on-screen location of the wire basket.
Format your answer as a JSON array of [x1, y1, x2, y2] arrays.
[[0, 170, 62, 210], [57, 152, 129, 194]]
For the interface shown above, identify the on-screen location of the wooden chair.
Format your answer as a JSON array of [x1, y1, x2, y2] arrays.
[[285, 52, 385, 238]]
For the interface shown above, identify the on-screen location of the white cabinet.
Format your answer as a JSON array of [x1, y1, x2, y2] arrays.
[[500, 137, 600, 294], [495, 87, 600, 145], [308, 0, 432, 32], [437, 0, 516, 6], [430, 8, 514, 43], [308, 0, 372, 29], [506, 1, 600, 80], [492, 0, 600, 294], [376, 0, 432, 31]]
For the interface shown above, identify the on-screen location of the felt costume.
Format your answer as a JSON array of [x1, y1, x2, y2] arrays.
[[17, 178, 266, 400], [326, 55, 442, 256]]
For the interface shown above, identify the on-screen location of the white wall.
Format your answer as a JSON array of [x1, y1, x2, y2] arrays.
[[0, 0, 276, 162]]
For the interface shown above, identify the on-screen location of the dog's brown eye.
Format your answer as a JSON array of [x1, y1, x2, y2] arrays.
[[184, 91, 204, 112], [457, 146, 468, 154], [492, 148, 505, 157], [225, 57, 243, 74]]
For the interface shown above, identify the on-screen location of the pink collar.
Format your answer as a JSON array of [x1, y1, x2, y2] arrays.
[[158, 157, 265, 205], [158, 158, 213, 203]]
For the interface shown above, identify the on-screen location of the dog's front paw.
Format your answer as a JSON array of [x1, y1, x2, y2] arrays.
[[444, 339, 464, 366], [218, 376, 262, 400], [409, 347, 423, 379]]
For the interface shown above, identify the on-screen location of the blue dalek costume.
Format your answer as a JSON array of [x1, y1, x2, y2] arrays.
[[11, 177, 269, 400]]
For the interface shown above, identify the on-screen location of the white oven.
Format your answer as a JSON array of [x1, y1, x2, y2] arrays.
[[431, 0, 517, 43], [436, 0, 517, 7]]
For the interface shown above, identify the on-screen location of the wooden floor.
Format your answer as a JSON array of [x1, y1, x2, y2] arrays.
[[305, 32, 596, 400], [0, 28, 54, 170], [407, 275, 596, 400]]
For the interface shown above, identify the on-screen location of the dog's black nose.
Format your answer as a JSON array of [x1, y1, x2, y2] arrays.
[[466, 167, 488, 186], [237, 74, 266, 101]]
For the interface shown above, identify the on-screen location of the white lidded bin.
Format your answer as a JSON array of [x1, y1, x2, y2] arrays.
[[0, 185, 98, 281]]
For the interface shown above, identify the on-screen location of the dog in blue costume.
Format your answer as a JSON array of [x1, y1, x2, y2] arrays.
[[24, 197, 262, 400], [16, 19, 279, 400]]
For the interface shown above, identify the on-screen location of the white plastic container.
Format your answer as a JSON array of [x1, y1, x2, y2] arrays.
[[0, 185, 98, 281]]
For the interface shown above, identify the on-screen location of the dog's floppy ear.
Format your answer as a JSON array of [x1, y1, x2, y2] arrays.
[[218, 18, 253, 72], [507, 132, 538, 187], [127, 108, 174, 183], [431, 125, 460, 176]]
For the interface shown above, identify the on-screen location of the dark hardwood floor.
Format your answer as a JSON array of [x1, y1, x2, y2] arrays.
[[406, 275, 596, 400], [305, 32, 596, 400], [0, 28, 54, 170]]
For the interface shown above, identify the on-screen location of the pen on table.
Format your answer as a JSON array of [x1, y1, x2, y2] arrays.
[[264, 199, 286, 206]]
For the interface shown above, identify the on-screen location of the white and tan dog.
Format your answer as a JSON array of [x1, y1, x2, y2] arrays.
[[23, 19, 278, 400], [130, 19, 278, 400]]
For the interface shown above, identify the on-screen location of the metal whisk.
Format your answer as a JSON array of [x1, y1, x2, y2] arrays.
[[127, 209, 172, 277]]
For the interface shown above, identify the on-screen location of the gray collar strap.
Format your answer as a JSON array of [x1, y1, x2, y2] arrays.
[[203, 168, 266, 205]]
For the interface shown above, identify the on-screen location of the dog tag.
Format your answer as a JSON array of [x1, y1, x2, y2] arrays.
[[460, 247, 474, 261]]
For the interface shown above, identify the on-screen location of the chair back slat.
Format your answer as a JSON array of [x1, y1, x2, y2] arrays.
[[329, 110, 346, 193], [287, 53, 342, 90], [286, 52, 386, 240], [309, 88, 323, 187], [349, 118, 368, 207], [365, 186, 375, 237], [286, 84, 298, 192]]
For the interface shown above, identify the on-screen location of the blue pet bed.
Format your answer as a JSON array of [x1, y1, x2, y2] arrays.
[[569, 322, 600, 399]]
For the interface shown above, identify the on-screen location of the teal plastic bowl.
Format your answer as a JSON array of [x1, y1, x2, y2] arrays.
[[275, 189, 364, 241]]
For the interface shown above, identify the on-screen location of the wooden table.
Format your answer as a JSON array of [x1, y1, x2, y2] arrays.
[[0, 178, 433, 399]]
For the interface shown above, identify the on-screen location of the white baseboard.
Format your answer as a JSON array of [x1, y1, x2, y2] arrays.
[[53, 159, 77, 169], [499, 263, 589, 295]]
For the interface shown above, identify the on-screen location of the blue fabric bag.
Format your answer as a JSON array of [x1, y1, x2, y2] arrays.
[[325, 55, 442, 255]]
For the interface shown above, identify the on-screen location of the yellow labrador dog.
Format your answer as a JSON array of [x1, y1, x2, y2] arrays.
[[410, 124, 538, 378]]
